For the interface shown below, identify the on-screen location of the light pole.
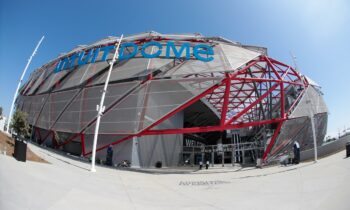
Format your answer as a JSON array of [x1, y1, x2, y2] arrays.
[[306, 88, 318, 163], [90, 35, 123, 172], [7, 36, 45, 134], [310, 112, 318, 162]]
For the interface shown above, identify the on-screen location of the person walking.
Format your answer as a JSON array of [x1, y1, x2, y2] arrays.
[[293, 141, 300, 164], [106, 145, 114, 166], [199, 160, 203, 170], [205, 160, 209, 169]]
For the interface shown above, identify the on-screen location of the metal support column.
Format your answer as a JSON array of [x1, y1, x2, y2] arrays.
[[222, 148, 225, 167], [310, 114, 318, 162], [231, 145, 235, 166], [211, 146, 214, 167], [192, 147, 195, 166]]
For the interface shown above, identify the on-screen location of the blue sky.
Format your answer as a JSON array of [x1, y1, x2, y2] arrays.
[[0, 0, 349, 136]]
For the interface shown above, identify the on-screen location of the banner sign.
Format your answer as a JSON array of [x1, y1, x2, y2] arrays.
[[54, 41, 214, 73]]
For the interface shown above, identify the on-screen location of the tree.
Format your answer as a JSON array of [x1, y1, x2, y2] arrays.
[[10, 110, 30, 138], [0, 106, 3, 120]]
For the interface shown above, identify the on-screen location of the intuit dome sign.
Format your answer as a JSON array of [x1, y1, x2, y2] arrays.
[[54, 41, 214, 73]]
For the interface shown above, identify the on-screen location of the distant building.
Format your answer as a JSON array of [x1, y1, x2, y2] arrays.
[[0, 116, 6, 132]]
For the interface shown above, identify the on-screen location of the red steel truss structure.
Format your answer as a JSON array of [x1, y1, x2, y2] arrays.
[[33, 56, 306, 161]]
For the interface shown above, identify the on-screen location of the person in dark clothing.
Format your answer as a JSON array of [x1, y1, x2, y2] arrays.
[[106, 145, 114, 166], [293, 141, 300, 164], [205, 160, 209, 169]]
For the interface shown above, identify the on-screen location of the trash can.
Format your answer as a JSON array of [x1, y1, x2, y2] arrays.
[[155, 161, 162, 168], [346, 142, 350, 158], [14, 138, 27, 162]]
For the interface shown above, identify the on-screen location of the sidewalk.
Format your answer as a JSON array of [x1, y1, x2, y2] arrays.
[[0, 142, 349, 210]]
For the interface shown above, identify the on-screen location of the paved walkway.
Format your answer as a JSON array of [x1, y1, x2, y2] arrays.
[[0, 143, 349, 210]]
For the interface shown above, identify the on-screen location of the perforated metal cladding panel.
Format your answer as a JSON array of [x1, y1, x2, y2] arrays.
[[53, 81, 140, 133], [91, 59, 148, 85], [267, 113, 328, 162], [16, 95, 25, 112], [35, 127, 50, 142], [37, 70, 68, 94], [88, 77, 221, 134], [56, 49, 112, 90], [83, 134, 129, 155], [268, 117, 309, 161], [35, 90, 79, 130], [38, 49, 114, 93], [148, 57, 174, 74], [138, 134, 183, 167], [19, 81, 30, 95], [92, 47, 153, 85], [53, 131, 76, 145], [162, 45, 229, 77], [220, 43, 260, 70], [21, 96, 32, 114], [22, 69, 42, 94], [27, 94, 48, 125], [84, 84, 147, 134], [84, 136, 133, 166], [57, 61, 109, 90], [139, 78, 221, 130], [289, 85, 328, 118], [22, 79, 36, 95], [122, 32, 153, 42], [62, 139, 82, 156], [24, 66, 49, 95], [32, 63, 59, 94], [138, 111, 183, 167], [26, 68, 49, 95]]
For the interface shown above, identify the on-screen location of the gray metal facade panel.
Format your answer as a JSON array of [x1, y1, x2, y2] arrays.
[[53, 81, 140, 133], [36, 70, 67, 94], [92, 137, 133, 166], [56, 61, 109, 90], [26, 71, 46, 95], [162, 45, 229, 76], [90, 78, 220, 134], [289, 85, 328, 119], [27, 94, 48, 125], [35, 90, 79, 130], [220, 43, 260, 70], [83, 134, 128, 155], [138, 111, 183, 167], [267, 113, 328, 162]]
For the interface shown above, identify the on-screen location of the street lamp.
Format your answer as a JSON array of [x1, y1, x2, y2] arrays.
[[90, 35, 123, 172], [306, 94, 318, 163], [7, 36, 45, 134]]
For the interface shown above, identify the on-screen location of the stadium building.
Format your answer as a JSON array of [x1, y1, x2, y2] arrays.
[[16, 32, 328, 167]]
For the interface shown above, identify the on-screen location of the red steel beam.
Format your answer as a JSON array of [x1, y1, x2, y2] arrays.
[[225, 82, 280, 125], [81, 133, 86, 156], [83, 55, 306, 158], [262, 121, 283, 161], [142, 118, 285, 135], [220, 73, 231, 126]]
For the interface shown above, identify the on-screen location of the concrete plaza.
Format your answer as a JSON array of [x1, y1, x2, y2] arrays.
[[0, 143, 349, 210]]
